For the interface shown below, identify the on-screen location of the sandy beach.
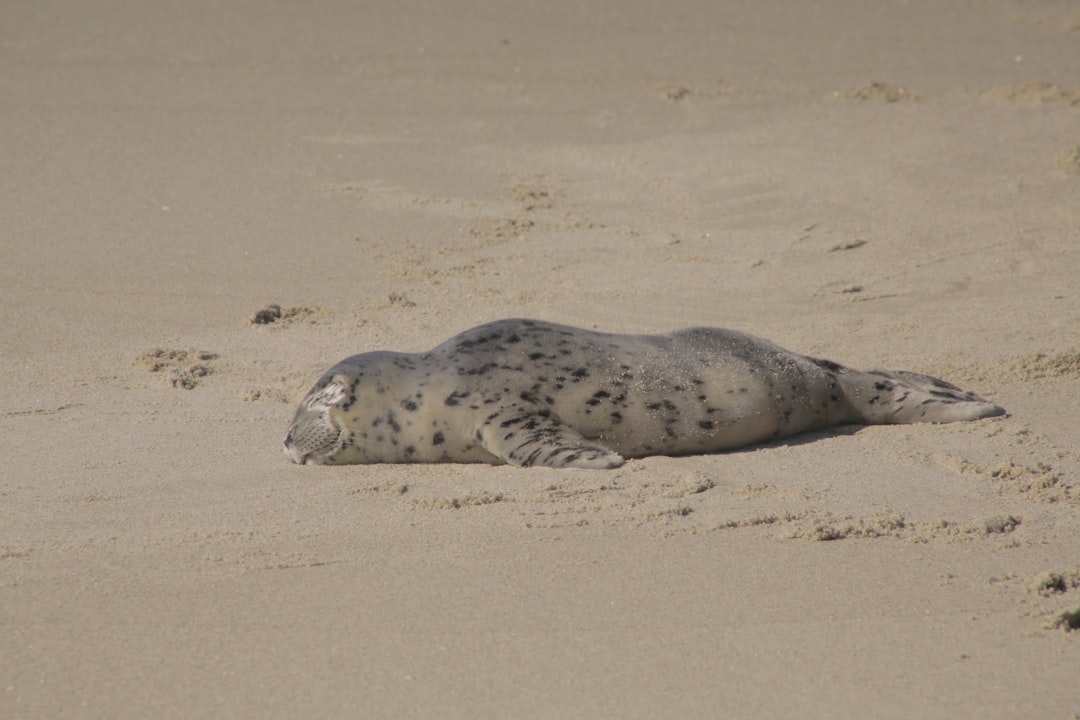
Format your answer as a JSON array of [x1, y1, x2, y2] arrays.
[[3, 0, 1080, 717]]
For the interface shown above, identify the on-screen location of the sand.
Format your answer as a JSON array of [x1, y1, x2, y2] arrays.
[[3, 0, 1080, 717]]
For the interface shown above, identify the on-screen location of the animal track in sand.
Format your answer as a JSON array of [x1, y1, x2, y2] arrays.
[[134, 348, 218, 390]]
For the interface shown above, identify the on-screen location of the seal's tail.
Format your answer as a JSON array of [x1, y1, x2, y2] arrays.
[[836, 367, 1006, 425]]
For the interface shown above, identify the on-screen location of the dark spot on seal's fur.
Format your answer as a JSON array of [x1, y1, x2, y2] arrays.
[[463, 362, 498, 376], [811, 357, 845, 373], [586, 390, 611, 407]]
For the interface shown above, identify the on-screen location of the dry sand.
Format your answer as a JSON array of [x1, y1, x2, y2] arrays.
[[3, 0, 1080, 717]]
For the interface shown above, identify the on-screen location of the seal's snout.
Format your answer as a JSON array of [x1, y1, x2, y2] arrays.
[[282, 427, 306, 464]]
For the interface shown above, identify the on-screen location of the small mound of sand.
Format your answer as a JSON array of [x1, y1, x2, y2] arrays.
[[1004, 352, 1080, 380], [468, 217, 534, 243], [373, 291, 417, 309], [827, 239, 867, 252], [982, 514, 1022, 535], [1056, 146, 1080, 176], [1030, 569, 1080, 597], [413, 491, 506, 510], [662, 472, 716, 498], [241, 388, 291, 403], [942, 459, 1076, 505], [982, 82, 1080, 107], [840, 82, 916, 103], [1051, 607, 1080, 632], [508, 182, 555, 211], [939, 350, 1080, 386], [798, 511, 908, 541], [248, 304, 323, 326], [661, 85, 692, 102]]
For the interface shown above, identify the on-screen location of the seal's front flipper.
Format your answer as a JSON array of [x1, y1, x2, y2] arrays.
[[477, 405, 625, 469]]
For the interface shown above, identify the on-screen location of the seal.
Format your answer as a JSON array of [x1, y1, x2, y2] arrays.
[[283, 318, 1005, 469]]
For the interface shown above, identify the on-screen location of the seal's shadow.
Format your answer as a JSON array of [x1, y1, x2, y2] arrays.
[[740, 424, 866, 453]]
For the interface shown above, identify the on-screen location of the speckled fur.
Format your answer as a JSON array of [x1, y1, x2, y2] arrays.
[[284, 319, 1005, 469]]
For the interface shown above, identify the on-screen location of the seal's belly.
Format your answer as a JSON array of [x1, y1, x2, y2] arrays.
[[546, 374, 783, 457]]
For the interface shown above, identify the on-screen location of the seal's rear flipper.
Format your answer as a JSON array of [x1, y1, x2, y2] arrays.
[[843, 369, 1006, 425], [478, 405, 625, 469]]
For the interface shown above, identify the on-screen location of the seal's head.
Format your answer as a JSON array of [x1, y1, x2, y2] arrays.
[[283, 375, 349, 464]]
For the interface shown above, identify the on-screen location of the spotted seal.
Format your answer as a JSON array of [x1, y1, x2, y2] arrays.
[[283, 318, 1005, 469]]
